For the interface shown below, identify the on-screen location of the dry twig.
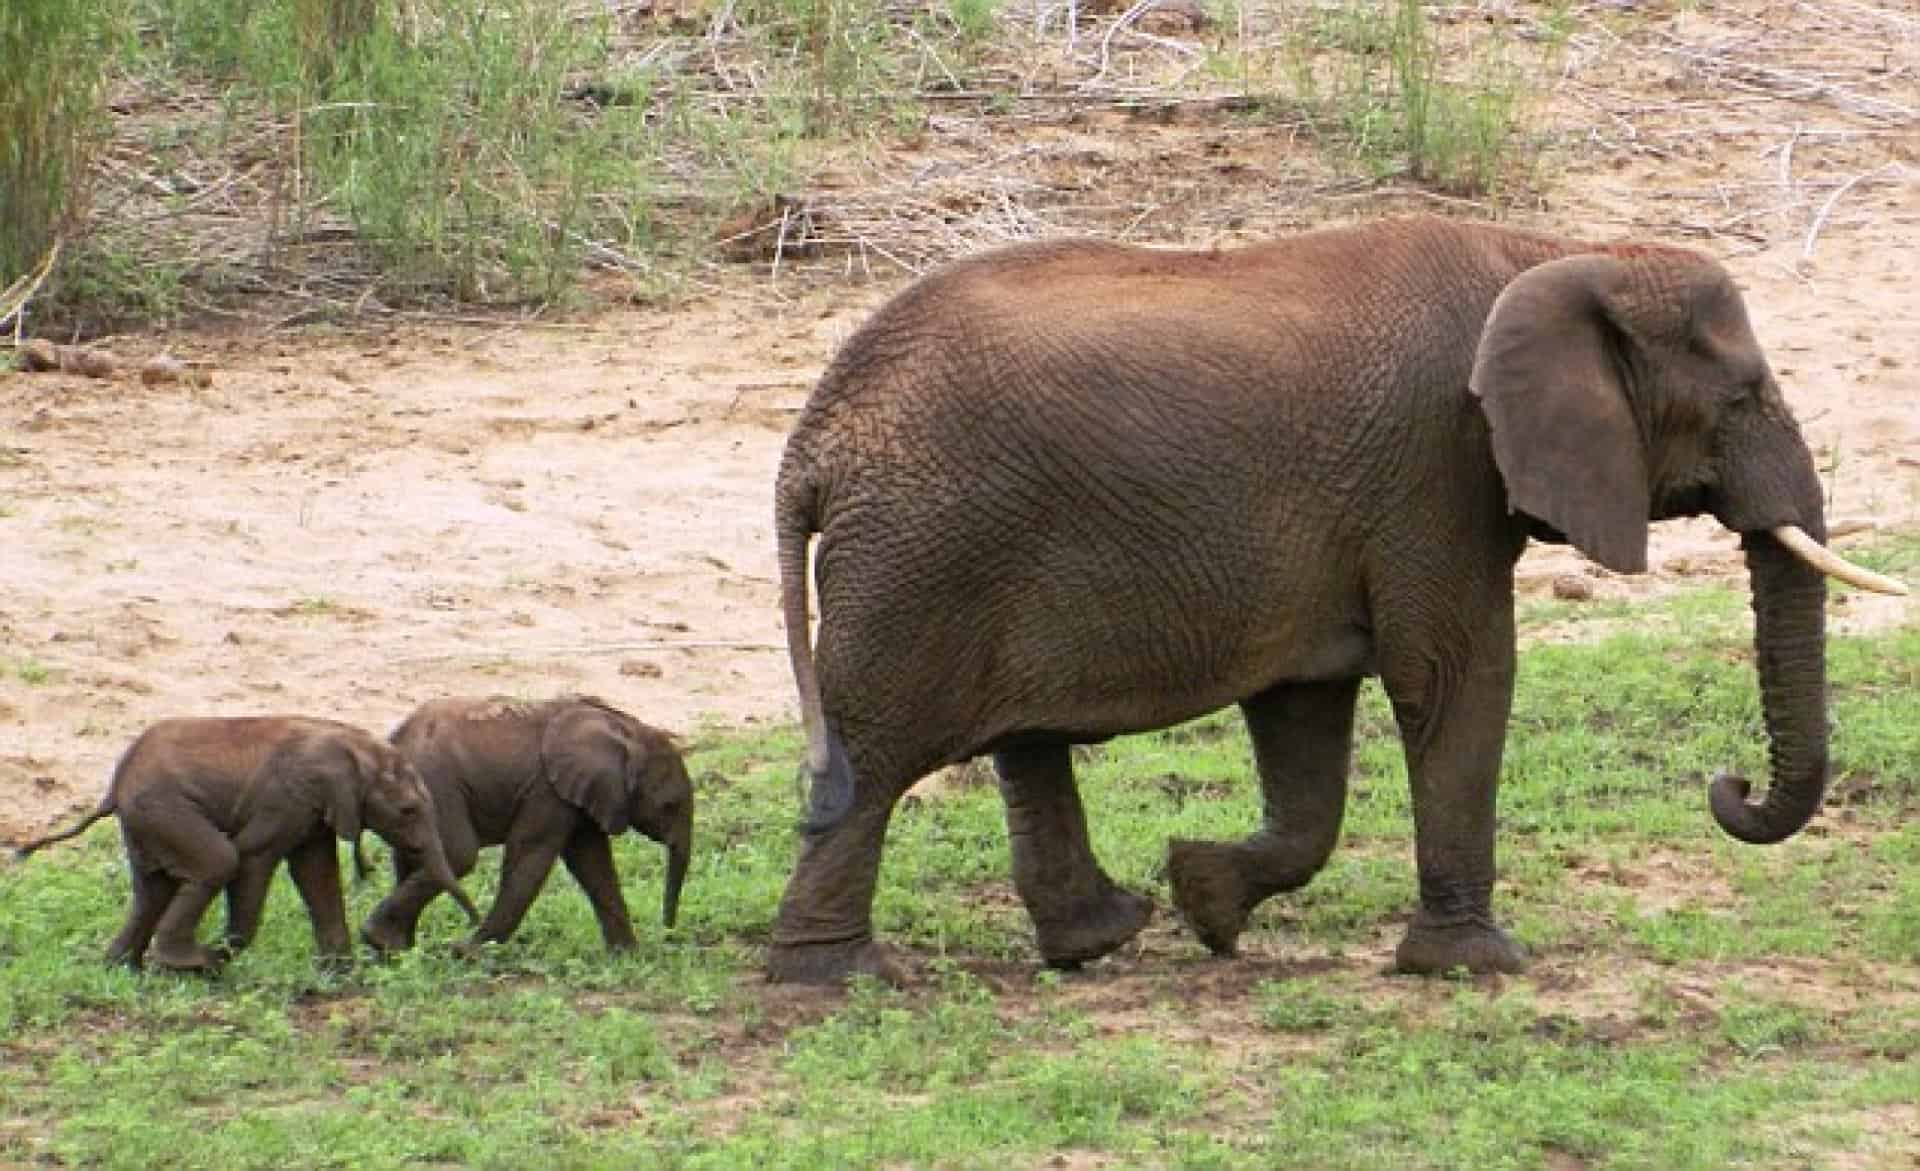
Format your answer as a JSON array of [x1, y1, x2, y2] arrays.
[[1802, 161, 1910, 262]]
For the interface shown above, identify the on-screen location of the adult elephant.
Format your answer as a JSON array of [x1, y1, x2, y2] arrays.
[[765, 214, 1907, 985]]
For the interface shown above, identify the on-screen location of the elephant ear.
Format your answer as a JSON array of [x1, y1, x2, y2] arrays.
[[1470, 254, 1651, 574], [251, 730, 361, 843], [542, 705, 633, 835], [313, 735, 367, 845]]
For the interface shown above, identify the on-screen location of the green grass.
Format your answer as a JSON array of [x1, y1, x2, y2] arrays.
[[4, 569, 1918, 1167], [1278, 0, 1567, 196], [7, 657, 57, 686]]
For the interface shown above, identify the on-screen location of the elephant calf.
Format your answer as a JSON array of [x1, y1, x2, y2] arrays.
[[361, 695, 693, 954], [13, 716, 481, 971]]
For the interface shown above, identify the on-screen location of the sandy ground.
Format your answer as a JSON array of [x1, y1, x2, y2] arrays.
[[3, 2, 1917, 843]]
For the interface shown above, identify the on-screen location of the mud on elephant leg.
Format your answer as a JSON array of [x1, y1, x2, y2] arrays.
[[997, 742, 1153, 969], [1384, 635, 1528, 976], [1169, 677, 1359, 956]]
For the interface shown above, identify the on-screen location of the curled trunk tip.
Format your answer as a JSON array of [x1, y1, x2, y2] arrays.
[[1707, 772, 1811, 845]]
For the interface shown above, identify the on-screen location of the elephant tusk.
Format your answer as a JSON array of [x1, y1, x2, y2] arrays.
[[1770, 525, 1909, 596]]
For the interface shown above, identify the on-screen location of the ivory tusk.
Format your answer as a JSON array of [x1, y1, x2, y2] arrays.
[[1770, 525, 1910, 596]]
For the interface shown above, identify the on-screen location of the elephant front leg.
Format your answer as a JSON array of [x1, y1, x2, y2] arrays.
[[285, 837, 353, 963], [1168, 677, 1359, 956], [219, 854, 282, 959], [1382, 630, 1527, 976], [997, 742, 1153, 970], [562, 828, 638, 951], [463, 835, 563, 949]]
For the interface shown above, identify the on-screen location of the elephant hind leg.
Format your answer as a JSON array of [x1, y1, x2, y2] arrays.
[[106, 860, 178, 969], [1169, 677, 1359, 956], [125, 794, 238, 972], [767, 735, 925, 986], [1378, 608, 1528, 976], [997, 741, 1152, 970]]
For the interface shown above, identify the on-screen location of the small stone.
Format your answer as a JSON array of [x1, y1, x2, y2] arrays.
[[619, 658, 663, 678], [64, 347, 118, 379], [1551, 574, 1595, 601], [142, 356, 185, 384], [19, 338, 60, 371]]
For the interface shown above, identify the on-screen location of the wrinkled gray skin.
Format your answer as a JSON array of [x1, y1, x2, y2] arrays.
[[361, 695, 693, 954], [769, 215, 1841, 985], [14, 717, 481, 971]]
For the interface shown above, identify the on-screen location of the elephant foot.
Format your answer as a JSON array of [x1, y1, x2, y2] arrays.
[[765, 937, 909, 987], [1167, 839, 1253, 956], [1393, 915, 1528, 976], [359, 916, 417, 956], [450, 931, 514, 960], [1031, 885, 1154, 970], [148, 941, 224, 974]]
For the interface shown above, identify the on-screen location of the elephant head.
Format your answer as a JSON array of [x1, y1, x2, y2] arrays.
[[1471, 250, 1906, 845], [542, 701, 694, 927], [270, 729, 483, 924]]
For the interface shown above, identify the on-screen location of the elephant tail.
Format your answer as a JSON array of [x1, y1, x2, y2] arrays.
[[776, 464, 854, 833], [14, 802, 114, 860]]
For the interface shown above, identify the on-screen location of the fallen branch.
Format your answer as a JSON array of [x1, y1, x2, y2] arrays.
[[1802, 161, 1910, 262], [391, 639, 786, 666], [0, 239, 63, 340]]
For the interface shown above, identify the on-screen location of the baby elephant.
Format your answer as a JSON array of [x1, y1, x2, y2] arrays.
[[14, 717, 482, 971], [361, 695, 693, 954]]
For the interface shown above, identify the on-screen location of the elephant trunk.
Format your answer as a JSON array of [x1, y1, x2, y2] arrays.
[[419, 840, 482, 924], [662, 824, 690, 928], [1709, 531, 1830, 844]]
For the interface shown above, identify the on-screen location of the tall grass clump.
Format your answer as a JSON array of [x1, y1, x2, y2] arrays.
[[0, 0, 118, 298], [121, 0, 661, 306], [1285, 0, 1566, 196]]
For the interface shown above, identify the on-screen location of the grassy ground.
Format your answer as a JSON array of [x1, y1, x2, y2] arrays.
[[3, 537, 1918, 1169]]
